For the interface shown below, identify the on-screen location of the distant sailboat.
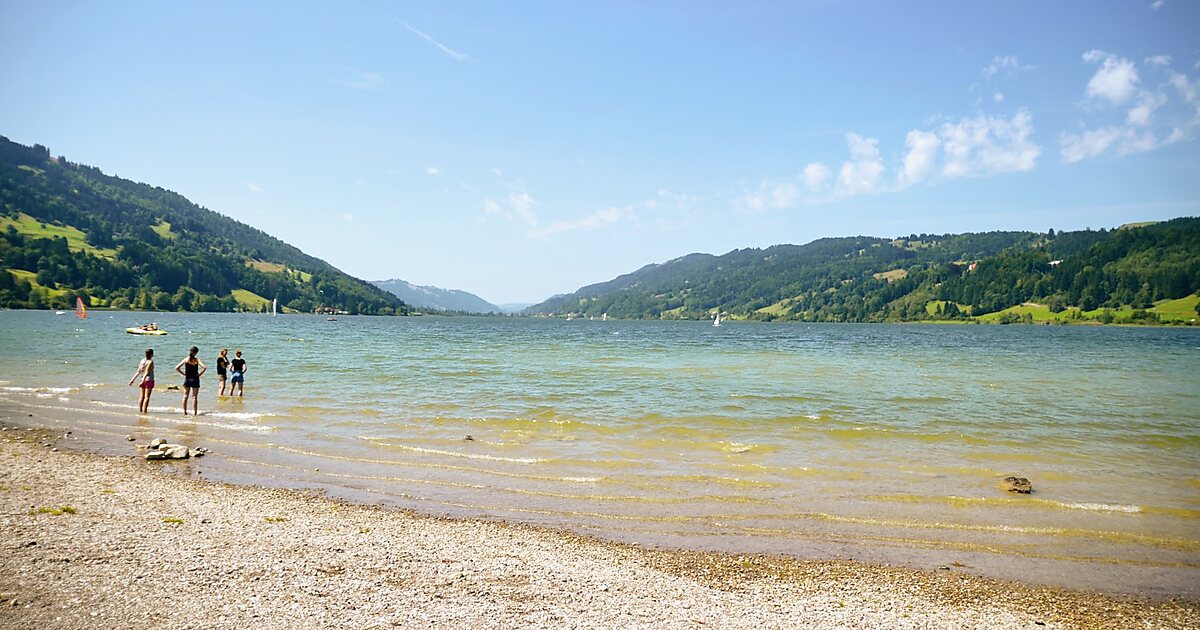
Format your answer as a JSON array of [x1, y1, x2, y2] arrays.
[[713, 311, 722, 327], [602, 313, 607, 321], [272, 298, 278, 317], [75, 296, 87, 320]]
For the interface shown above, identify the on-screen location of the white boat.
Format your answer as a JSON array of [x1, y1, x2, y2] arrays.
[[272, 298, 278, 317], [713, 311, 722, 327]]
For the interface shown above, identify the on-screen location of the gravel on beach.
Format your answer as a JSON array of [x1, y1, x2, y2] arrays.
[[1, 426, 1197, 629]]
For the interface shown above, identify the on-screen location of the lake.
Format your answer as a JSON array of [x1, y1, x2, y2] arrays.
[[1, 310, 1197, 596]]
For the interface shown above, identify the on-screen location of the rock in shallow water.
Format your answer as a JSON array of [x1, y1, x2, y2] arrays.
[[1000, 476, 1032, 493]]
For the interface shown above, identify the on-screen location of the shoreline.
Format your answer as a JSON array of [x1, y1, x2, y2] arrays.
[[2, 424, 1197, 628]]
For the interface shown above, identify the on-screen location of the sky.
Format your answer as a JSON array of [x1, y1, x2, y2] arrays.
[[2, 1, 1198, 305]]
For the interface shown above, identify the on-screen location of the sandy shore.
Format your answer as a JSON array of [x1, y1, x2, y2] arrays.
[[1, 426, 1197, 629]]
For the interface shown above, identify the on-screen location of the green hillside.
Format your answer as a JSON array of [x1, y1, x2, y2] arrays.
[[527, 219, 1200, 325], [0, 136, 407, 314]]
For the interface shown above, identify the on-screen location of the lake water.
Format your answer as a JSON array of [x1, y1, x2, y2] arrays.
[[1, 310, 1197, 596]]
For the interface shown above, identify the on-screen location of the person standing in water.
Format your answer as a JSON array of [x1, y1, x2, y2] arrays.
[[128, 348, 155, 413], [229, 349, 247, 397], [216, 348, 229, 396], [175, 346, 206, 415]]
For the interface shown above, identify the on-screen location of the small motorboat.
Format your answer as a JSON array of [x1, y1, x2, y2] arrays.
[[126, 325, 167, 335]]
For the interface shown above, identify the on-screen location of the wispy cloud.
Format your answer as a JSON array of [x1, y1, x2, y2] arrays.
[[482, 191, 539, 227], [340, 213, 355, 223], [426, 166, 440, 176], [1151, 0, 1165, 10], [390, 16, 471, 62], [527, 207, 627, 239], [246, 183, 263, 193], [982, 55, 1035, 78], [343, 69, 387, 90]]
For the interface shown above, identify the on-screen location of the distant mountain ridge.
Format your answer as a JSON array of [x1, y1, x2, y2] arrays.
[[372, 278, 500, 313], [526, 220, 1200, 324], [0, 136, 407, 314]]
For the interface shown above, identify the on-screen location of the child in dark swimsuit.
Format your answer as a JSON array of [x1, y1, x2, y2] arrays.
[[175, 346, 207, 416]]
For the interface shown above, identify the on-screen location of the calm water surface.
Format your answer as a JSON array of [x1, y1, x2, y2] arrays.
[[1, 310, 1197, 595]]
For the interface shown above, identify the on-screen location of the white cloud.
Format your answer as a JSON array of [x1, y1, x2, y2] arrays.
[[527, 207, 627, 239], [343, 69, 386, 90], [392, 17, 471, 62], [802, 162, 829, 191], [1063, 52, 1199, 163], [1151, 0, 1165, 9], [508, 192, 538, 226], [246, 183, 263, 193], [1084, 50, 1140, 104], [482, 191, 540, 226], [938, 109, 1040, 178], [340, 213, 355, 222], [994, 91, 1005, 103], [742, 179, 802, 212], [1060, 127, 1125, 163], [982, 55, 1033, 77], [1170, 71, 1198, 104], [426, 166, 440, 176], [1127, 91, 1166, 126], [899, 130, 941, 187], [837, 133, 885, 195]]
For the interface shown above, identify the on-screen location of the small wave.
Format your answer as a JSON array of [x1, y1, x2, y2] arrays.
[[82, 383, 102, 388], [206, 411, 275, 421], [1063, 502, 1142, 513], [365, 439, 546, 464], [4, 385, 74, 394]]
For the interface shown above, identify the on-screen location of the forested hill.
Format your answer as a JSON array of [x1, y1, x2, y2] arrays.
[[0, 136, 407, 314], [527, 219, 1200, 324]]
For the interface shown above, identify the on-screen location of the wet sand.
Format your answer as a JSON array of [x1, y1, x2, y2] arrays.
[[1, 423, 1197, 629]]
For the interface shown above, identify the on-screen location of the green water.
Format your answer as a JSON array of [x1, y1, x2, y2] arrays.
[[1, 310, 1197, 595]]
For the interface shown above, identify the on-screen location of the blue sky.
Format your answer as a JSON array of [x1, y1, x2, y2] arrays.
[[2, 1, 1198, 304]]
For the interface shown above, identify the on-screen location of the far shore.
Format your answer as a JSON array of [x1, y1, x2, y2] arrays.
[[2, 421, 1197, 629]]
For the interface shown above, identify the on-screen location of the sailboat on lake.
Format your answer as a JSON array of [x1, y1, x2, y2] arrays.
[[713, 311, 722, 327]]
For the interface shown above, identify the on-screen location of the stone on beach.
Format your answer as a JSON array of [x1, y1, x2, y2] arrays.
[[141, 438, 207, 461]]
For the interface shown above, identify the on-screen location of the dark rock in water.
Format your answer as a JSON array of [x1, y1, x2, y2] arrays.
[[1000, 476, 1033, 493], [464, 435, 474, 441]]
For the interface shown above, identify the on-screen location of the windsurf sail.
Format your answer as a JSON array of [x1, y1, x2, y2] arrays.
[[74, 296, 87, 319]]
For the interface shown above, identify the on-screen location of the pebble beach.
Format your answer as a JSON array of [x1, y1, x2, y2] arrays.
[[2, 424, 1197, 629]]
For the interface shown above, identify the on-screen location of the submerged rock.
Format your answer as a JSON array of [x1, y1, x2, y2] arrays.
[[1000, 476, 1032, 494]]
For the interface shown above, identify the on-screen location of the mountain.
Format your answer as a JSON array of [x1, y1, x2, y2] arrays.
[[526, 220, 1200, 324], [496, 302, 534, 314], [372, 279, 500, 313], [0, 136, 407, 315]]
